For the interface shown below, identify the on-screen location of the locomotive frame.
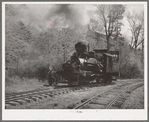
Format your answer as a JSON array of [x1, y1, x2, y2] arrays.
[[48, 48, 120, 86]]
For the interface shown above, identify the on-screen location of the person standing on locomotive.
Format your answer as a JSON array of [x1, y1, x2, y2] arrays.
[[62, 41, 87, 71]]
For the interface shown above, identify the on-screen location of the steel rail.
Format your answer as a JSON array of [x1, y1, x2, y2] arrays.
[[5, 85, 93, 107], [106, 82, 143, 109], [73, 82, 143, 109], [73, 87, 115, 109]]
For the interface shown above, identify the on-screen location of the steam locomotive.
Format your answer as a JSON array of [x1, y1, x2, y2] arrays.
[[47, 42, 119, 86]]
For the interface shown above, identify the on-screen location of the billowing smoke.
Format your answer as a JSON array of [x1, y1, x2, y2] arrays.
[[7, 4, 94, 34], [45, 4, 89, 31]]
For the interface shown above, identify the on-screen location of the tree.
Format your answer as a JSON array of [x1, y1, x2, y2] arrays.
[[126, 11, 144, 51], [96, 4, 125, 51]]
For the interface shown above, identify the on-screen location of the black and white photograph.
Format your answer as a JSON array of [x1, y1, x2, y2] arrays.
[[2, 1, 147, 120]]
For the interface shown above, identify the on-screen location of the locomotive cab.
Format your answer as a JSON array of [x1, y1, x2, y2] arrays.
[[94, 49, 119, 82]]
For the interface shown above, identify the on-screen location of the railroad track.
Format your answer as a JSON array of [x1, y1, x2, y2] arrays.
[[105, 83, 143, 109], [5, 80, 143, 109], [73, 82, 144, 109], [5, 83, 106, 109], [5, 87, 84, 108]]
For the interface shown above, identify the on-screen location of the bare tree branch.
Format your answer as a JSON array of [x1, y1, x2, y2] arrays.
[[126, 10, 144, 50], [96, 4, 125, 51]]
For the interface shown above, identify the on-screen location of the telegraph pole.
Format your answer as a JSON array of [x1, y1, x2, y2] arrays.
[[62, 42, 66, 62]]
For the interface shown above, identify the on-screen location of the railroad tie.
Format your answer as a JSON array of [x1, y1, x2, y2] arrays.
[[42, 94, 50, 98], [47, 94, 53, 97], [23, 98, 33, 103], [14, 100, 27, 105], [5, 104, 12, 109], [34, 95, 44, 100], [31, 97, 40, 102], [6, 101, 19, 106]]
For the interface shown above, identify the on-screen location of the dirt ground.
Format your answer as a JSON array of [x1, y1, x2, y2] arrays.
[[5, 77, 47, 94], [122, 86, 144, 109]]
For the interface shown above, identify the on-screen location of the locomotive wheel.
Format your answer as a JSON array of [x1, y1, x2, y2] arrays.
[[68, 72, 77, 86], [96, 77, 102, 83], [51, 78, 57, 86], [48, 77, 57, 86], [106, 75, 112, 84], [100, 75, 112, 84], [99, 76, 106, 85], [78, 75, 85, 85], [68, 77, 73, 86]]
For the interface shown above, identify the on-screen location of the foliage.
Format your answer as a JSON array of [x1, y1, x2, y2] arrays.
[[120, 63, 142, 79], [95, 4, 125, 51], [119, 38, 144, 79], [5, 5, 82, 81], [126, 11, 144, 50]]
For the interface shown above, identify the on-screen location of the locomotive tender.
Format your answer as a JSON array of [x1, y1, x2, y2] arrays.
[[47, 42, 119, 86]]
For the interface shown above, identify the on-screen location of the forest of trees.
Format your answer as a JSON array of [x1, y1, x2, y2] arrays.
[[5, 4, 144, 83]]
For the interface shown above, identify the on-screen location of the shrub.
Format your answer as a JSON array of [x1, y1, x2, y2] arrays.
[[120, 63, 142, 79]]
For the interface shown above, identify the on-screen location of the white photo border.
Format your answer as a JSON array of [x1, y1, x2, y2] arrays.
[[2, 1, 148, 120]]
